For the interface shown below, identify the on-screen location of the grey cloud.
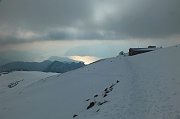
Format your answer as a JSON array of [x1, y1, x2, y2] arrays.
[[0, 50, 41, 65], [0, 38, 24, 45], [46, 30, 118, 40], [0, 0, 180, 45], [109, 0, 180, 38], [0, 0, 93, 30]]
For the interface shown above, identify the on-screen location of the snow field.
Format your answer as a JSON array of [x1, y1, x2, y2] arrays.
[[0, 44, 180, 119]]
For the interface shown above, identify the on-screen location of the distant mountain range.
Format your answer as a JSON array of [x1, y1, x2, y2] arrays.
[[0, 50, 85, 73], [0, 50, 81, 66], [0, 60, 85, 73]]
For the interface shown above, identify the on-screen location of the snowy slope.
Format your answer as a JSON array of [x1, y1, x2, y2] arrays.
[[0, 71, 57, 99], [0, 44, 180, 119]]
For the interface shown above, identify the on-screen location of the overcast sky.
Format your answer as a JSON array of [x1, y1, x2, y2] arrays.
[[0, 0, 180, 63]]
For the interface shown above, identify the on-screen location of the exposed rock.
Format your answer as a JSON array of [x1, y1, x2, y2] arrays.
[[87, 102, 95, 110], [94, 94, 98, 97], [73, 114, 78, 118]]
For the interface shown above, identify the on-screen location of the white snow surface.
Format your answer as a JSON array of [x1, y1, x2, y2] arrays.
[[0, 44, 180, 119], [0, 71, 57, 99]]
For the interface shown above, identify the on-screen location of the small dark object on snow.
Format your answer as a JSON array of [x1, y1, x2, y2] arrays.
[[8, 82, 18, 88], [87, 102, 95, 110], [110, 84, 115, 89], [103, 93, 107, 97], [109, 87, 113, 91], [105, 90, 110, 93], [86, 99, 90, 101], [96, 109, 100, 112], [94, 94, 98, 97], [116, 80, 119, 83], [8, 84, 12, 88], [104, 88, 108, 91], [97, 100, 108, 106], [73, 114, 78, 118]]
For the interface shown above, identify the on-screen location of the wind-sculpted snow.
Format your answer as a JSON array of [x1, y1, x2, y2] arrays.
[[0, 44, 180, 119]]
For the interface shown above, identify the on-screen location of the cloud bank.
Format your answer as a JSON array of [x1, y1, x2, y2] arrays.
[[0, 0, 180, 45]]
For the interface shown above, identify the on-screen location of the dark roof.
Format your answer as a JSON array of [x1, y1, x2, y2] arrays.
[[129, 48, 156, 52]]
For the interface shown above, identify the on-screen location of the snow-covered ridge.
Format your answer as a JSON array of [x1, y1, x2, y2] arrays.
[[0, 44, 180, 119]]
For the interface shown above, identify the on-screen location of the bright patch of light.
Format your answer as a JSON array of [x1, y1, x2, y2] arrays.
[[69, 56, 102, 64]]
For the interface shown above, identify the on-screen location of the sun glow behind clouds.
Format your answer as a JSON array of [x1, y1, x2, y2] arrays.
[[69, 56, 102, 64]]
